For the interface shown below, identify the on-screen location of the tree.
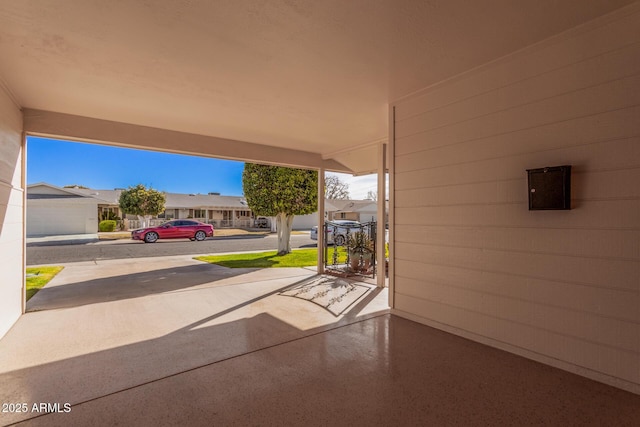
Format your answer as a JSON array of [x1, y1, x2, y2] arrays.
[[118, 184, 166, 228], [365, 190, 377, 201], [243, 164, 317, 255], [64, 184, 89, 189], [325, 175, 350, 199]]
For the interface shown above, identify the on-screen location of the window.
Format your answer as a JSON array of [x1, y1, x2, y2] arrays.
[[159, 209, 176, 219], [193, 209, 206, 218]]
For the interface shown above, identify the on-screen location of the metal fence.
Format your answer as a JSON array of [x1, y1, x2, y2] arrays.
[[124, 219, 166, 230], [205, 219, 253, 228], [323, 221, 377, 279]]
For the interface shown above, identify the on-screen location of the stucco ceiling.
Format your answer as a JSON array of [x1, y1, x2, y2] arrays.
[[0, 0, 634, 172]]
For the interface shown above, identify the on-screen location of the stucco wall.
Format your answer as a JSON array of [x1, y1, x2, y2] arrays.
[[0, 88, 24, 339], [391, 9, 640, 393]]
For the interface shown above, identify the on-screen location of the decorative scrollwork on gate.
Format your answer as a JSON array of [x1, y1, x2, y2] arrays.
[[323, 220, 376, 279]]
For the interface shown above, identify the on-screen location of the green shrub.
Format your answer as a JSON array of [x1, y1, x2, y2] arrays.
[[99, 220, 117, 232]]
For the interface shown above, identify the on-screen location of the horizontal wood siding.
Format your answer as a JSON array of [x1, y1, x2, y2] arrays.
[[392, 8, 640, 391]]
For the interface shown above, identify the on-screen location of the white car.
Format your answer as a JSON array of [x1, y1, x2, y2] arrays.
[[310, 220, 362, 246]]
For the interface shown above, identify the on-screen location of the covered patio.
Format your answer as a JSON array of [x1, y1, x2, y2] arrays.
[[1, 1, 639, 422], [1, 257, 638, 425]]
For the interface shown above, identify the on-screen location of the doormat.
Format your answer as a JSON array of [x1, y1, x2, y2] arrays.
[[279, 276, 373, 316]]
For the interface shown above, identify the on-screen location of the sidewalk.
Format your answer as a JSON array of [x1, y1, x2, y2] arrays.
[[26, 234, 99, 246], [96, 229, 276, 240], [27, 228, 307, 245]]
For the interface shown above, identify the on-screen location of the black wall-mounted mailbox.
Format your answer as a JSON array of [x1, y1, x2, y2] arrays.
[[527, 165, 571, 210]]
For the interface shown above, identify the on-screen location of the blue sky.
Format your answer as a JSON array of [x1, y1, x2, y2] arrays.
[[27, 137, 379, 198], [27, 137, 246, 195]]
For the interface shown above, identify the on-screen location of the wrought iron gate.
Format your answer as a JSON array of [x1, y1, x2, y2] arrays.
[[323, 221, 377, 279]]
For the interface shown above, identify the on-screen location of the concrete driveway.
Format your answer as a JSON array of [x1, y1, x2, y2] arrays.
[[0, 256, 388, 425]]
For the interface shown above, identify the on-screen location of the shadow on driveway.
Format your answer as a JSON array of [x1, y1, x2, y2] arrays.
[[26, 263, 255, 311], [1, 271, 388, 425]]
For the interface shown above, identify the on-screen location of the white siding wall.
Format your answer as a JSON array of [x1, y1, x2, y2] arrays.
[[391, 9, 640, 393], [292, 212, 318, 230], [0, 88, 24, 339]]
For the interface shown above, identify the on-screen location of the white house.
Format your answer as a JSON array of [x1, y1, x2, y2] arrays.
[[27, 183, 102, 236], [70, 187, 254, 228], [325, 199, 387, 224], [27, 183, 256, 234], [26, 183, 369, 234]]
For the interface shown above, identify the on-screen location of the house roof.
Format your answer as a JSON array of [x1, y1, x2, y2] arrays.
[[69, 188, 121, 204], [26, 183, 99, 200], [163, 193, 249, 210], [29, 183, 384, 212], [325, 199, 384, 213], [69, 187, 250, 210]]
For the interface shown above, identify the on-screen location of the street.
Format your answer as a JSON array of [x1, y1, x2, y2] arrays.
[[27, 234, 316, 265]]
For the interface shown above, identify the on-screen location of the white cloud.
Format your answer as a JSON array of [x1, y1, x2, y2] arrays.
[[326, 172, 388, 200]]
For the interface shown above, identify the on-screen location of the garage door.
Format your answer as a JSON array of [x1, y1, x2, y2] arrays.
[[27, 200, 96, 236]]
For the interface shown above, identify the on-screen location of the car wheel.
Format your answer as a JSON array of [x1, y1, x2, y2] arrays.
[[334, 234, 346, 246], [194, 230, 207, 241], [144, 232, 159, 243]]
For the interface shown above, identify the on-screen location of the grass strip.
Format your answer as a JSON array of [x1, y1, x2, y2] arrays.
[[195, 247, 347, 268], [26, 266, 64, 301]]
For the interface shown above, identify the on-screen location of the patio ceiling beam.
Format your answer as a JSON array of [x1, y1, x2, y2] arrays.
[[23, 109, 351, 173]]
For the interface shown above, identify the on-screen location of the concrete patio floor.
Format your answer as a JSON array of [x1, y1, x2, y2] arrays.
[[1, 256, 638, 426]]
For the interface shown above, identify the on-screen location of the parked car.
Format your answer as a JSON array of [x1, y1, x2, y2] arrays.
[[131, 219, 214, 243], [254, 217, 270, 228], [310, 220, 362, 246]]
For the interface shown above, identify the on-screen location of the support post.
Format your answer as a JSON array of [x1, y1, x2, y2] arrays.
[[388, 106, 396, 307], [376, 143, 387, 288], [317, 167, 325, 275]]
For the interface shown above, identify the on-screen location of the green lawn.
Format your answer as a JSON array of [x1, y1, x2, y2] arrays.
[[26, 266, 64, 301], [195, 247, 347, 268]]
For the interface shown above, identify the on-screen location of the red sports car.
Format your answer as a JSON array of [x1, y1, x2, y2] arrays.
[[131, 220, 214, 243]]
